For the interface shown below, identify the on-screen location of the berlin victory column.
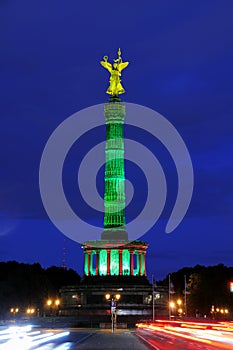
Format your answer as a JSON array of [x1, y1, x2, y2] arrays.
[[60, 50, 155, 326], [82, 48, 148, 278]]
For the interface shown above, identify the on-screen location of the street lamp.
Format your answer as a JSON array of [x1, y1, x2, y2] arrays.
[[26, 308, 35, 316], [10, 307, 19, 319], [115, 294, 121, 301], [105, 293, 111, 301], [46, 298, 61, 316], [55, 299, 60, 307], [169, 301, 175, 309], [177, 299, 183, 316], [47, 299, 52, 307], [169, 301, 175, 318], [105, 293, 121, 333], [210, 306, 229, 319], [169, 299, 183, 318], [10, 307, 19, 313]]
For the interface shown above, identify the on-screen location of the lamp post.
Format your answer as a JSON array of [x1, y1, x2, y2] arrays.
[[177, 299, 183, 317], [169, 299, 183, 318], [26, 308, 35, 316], [169, 301, 175, 318], [105, 293, 121, 333], [10, 307, 19, 320], [211, 305, 229, 320], [46, 298, 60, 316]]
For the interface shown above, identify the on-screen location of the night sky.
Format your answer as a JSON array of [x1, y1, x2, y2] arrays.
[[0, 1, 233, 280]]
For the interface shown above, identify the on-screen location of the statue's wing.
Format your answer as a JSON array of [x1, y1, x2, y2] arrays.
[[118, 61, 129, 72], [100, 61, 112, 73]]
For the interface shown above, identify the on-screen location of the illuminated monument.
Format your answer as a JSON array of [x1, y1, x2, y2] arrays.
[[82, 49, 148, 279], [60, 50, 153, 325]]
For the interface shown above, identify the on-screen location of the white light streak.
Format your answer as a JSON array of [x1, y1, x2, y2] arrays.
[[0, 325, 70, 350]]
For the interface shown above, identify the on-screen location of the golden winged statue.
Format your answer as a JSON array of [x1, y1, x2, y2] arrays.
[[100, 48, 129, 96]]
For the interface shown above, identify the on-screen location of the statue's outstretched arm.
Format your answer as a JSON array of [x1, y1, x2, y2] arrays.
[[100, 61, 112, 73]]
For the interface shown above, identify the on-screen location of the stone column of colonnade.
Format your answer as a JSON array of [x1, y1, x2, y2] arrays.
[[84, 248, 147, 277]]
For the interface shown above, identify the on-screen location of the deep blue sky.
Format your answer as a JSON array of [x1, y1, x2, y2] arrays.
[[0, 1, 233, 280]]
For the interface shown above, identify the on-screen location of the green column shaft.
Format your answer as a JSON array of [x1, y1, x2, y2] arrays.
[[104, 101, 126, 229]]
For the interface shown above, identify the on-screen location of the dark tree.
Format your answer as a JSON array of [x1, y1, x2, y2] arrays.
[[157, 264, 233, 318], [0, 261, 81, 317]]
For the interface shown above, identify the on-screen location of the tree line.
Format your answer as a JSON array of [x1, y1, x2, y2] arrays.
[[0, 261, 81, 317], [1, 261, 233, 319], [158, 264, 233, 317]]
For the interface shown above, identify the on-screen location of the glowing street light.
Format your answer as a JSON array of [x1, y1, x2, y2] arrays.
[[46, 298, 61, 316], [177, 299, 182, 306], [10, 307, 19, 313], [176, 299, 183, 316], [169, 301, 175, 318], [211, 306, 229, 319], [10, 307, 19, 318], [105, 293, 121, 333], [26, 308, 35, 315], [169, 301, 175, 309], [105, 293, 111, 300], [47, 299, 52, 306], [55, 299, 60, 306], [115, 294, 121, 301], [169, 299, 183, 317]]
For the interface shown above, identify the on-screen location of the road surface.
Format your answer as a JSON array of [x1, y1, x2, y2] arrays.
[[0, 326, 149, 350], [74, 329, 150, 350], [1, 322, 233, 349]]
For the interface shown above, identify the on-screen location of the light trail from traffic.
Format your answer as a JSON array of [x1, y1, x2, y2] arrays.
[[0, 325, 71, 349], [136, 320, 233, 349]]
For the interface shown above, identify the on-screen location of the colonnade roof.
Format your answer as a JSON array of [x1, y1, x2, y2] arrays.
[[82, 239, 149, 250]]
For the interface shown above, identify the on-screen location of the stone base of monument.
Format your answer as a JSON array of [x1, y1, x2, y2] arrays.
[[59, 277, 169, 326]]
